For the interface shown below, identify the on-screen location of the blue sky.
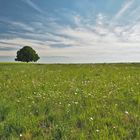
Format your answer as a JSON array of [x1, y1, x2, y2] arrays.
[[0, 0, 140, 62]]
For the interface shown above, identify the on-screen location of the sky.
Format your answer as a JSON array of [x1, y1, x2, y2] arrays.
[[0, 0, 140, 63]]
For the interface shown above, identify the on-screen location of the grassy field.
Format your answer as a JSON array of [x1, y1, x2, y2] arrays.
[[0, 63, 140, 140]]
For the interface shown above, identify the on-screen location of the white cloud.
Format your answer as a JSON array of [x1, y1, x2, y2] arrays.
[[1, 4, 140, 63], [113, 0, 134, 20], [1, 13, 140, 58], [96, 13, 105, 25], [10, 22, 34, 32], [21, 0, 44, 14]]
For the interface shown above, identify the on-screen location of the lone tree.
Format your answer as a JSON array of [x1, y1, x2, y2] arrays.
[[15, 46, 40, 63]]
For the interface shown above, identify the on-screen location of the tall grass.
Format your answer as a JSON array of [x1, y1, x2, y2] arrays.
[[0, 63, 139, 139]]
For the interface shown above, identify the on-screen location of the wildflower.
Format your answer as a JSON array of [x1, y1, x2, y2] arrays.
[[90, 117, 93, 121], [20, 134, 22, 137], [17, 100, 20, 103], [75, 102, 78, 105], [75, 92, 78, 95], [125, 111, 129, 115], [96, 129, 99, 132]]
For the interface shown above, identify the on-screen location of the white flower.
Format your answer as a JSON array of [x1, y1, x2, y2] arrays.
[[17, 100, 20, 103], [125, 111, 129, 115], [90, 117, 93, 121], [75, 102, 78, 105], [20, 134, 22, 137], [96, 129, 99, 132]]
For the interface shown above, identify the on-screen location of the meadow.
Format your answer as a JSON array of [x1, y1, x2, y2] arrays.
[[0, 63, 140, 140]]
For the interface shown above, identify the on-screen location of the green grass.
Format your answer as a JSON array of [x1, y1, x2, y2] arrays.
[[0, 63, 140, 140]]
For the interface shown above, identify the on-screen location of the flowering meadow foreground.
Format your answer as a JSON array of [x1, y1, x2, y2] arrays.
[[0, 63, 140, 140]]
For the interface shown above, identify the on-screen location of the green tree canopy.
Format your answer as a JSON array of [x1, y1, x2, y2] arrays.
[[15, 46, 40, 62]]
